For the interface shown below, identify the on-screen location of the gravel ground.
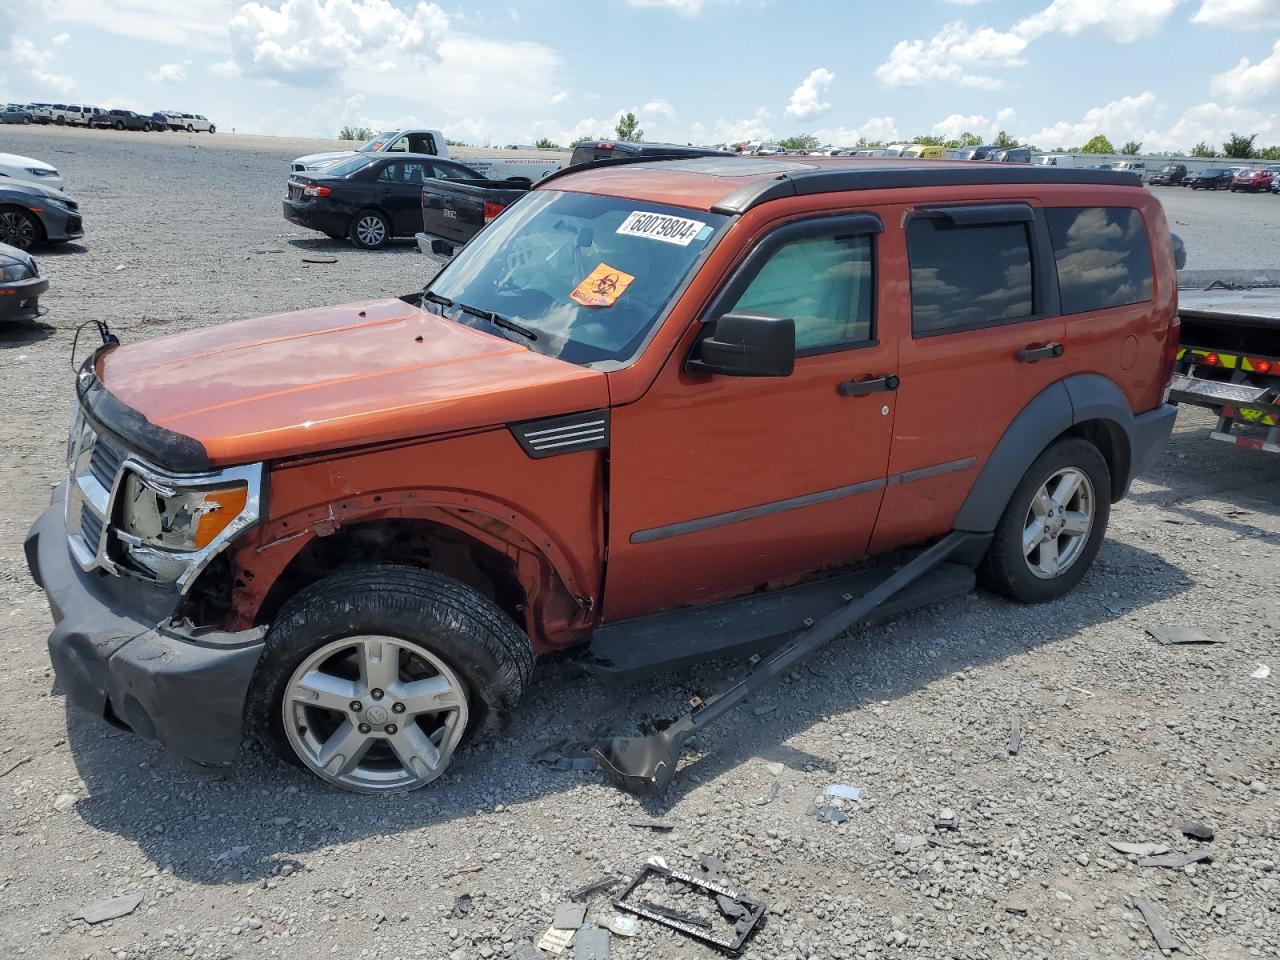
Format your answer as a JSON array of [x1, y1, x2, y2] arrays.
[[0, 126, 1276, 960], [1151, 185, 1280, 272]]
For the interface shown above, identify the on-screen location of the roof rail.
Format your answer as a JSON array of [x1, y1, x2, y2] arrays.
[[535, 153, 733, 190]]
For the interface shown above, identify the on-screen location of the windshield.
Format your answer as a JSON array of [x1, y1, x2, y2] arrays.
[[319, 155, 377, 177], [357, 131, 400, 152], [428, 190, 727, 366]]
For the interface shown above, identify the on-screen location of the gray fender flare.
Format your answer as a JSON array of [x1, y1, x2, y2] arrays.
[[954, 374, 1135, 534]]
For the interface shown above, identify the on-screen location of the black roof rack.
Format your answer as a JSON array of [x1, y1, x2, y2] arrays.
[[536, 153, 714, 190], [709, 164, 1143, 215]]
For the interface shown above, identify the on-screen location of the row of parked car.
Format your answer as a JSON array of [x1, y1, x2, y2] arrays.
[[2, 103, 215, 132], [1145, 161, 1280, 193], [0, 150, 77, 324]]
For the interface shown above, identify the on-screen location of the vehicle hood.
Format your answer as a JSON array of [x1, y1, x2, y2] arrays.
[[293, 150, 357, 169], [0, 152, 56, 174], [94, 298, 609, 466], [0, 241, 35, 269], [0, 179, 73, 203]]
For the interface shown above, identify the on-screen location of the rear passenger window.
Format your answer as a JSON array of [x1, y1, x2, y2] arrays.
[[908, 220, 1034, 335], [1045, 207, 1153, 314], [728, 234, 874, 352]]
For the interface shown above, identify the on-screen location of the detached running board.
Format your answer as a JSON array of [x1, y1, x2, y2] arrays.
[[590, 532, 989, 796], [585, 561, 977, 680]]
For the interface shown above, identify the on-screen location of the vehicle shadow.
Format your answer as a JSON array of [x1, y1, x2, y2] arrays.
[[39, 242, 89, 257], [285, 236, 420, 252], [0, 320, 54, 347], [64, 540, 1188, 885]]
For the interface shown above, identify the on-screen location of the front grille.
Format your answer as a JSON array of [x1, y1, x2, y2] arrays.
[[80, 504, 104, 549], [88, 433, 123, 490], [67, 215, 82, 233]]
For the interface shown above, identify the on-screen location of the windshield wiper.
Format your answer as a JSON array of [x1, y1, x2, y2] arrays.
[[456, 302, 538, 342], [421, 289, 453, 312]]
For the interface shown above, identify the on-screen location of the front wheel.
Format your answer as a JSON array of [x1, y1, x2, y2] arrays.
[[0, 207, 41, 250], [253, 565, 534, 793], [349, 209, 390, 249], [208, 126, 216, 134], [980, 438, 1111, 604]]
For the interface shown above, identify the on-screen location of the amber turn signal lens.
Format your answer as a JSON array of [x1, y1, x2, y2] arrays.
[[193, 486, 249, 548]]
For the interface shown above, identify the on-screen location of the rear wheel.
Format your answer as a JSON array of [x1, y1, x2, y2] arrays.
[[0, 207, 41, 250], [980, 438, 1111, 604], [254, 565, 534, 793], [186, 123, 194, 132], [349, 209, 390, 249]]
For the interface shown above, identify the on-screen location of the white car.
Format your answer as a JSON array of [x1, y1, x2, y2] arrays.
[[0, 153, 65, 191], [291, 128, 562, 184], [163, 112, 216, 133]]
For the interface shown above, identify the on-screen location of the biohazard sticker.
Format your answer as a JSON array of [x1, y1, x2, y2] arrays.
[[570, 263, 636, 308], [616, 210, 707, 246]]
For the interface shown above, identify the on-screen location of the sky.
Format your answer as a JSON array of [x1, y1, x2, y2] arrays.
[[1, 0, 1279, 153]]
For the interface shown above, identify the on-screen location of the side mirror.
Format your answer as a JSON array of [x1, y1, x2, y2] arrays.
[[686, 312, 795, 377]]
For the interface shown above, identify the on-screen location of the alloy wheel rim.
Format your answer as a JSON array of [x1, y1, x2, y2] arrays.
[[0, 212, 35, 249], [357, 216, 385, 245], [282, 635, 469, 792], [1022, 466, 1094, 579]]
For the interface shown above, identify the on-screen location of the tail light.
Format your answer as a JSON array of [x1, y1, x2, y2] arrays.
[[1160, 316, 1181, 403], [482, 200, 505, 223], [303, 184, 331, 198], [1202, 352, 1220, 367], [1250, 357, 1275, 375]]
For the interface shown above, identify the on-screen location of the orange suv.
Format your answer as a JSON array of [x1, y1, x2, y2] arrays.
[[27, 157, 1179, 793]]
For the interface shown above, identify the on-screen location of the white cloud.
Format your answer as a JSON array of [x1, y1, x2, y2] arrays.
[[878, 0, 1183, 88], [812, 116, 902, 146], [229, 0, 450, 85], [549, 91, 570, 106], [210, 59, 242, 78], [149, 62, 187, 83], [1210, 38, 1280, 101], [1192, 0, 1280, 26], [931, 107, 1017, 141], [1021, 91, 1159, 147], [641, 99, 675, 118], [875, 22, 1029, 89], [444, 116, 493, 145], [6, 35, 79, 96], [1156, 100, 1277, 150], [785, 67, 835, 120], [688, 106, 773, 146], [49, 0, 235, 53], [51, 32, 71, 46], [626, 0, 705, 14]]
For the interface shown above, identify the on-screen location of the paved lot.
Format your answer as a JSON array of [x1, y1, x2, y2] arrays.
[[1151, 184, 1280, 272], [0, 126, 1276, 960]]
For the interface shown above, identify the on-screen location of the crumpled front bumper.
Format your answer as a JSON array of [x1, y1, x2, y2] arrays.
[[25, 484, 266, 766]]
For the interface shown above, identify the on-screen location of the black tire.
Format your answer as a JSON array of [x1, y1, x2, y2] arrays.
[[55, 116, 64, 125], [209, 126, 216, 134], [114, 121, 124, 130], [186, 124, 194, 132], [348, 208, 391, 249], [979, 437, 1111, 604], [251, 564, 534, 773], [0, 206, 43, 251], [143, 122, 151, 132]]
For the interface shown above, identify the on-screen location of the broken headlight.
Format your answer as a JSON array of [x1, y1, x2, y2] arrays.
[[116, 467, 259, 586]]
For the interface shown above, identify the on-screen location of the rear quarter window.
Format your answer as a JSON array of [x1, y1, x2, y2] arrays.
[[907, 219, 1034, 336], [1044, 207, 1153, 315]]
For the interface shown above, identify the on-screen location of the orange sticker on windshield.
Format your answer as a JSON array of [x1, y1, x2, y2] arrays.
[[570, 263, 636, 308]]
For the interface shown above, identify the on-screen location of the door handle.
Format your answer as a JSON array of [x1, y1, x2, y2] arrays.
[[1017, 342, 1064, 363], [838, 374, 900, 397]]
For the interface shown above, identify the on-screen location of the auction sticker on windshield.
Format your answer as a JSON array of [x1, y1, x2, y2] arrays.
[[571, 263, 636, 308], [616, 211, 708, 246]]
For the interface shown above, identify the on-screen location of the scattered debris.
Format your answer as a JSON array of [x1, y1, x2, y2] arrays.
[[211, 845, 250, 864], [935, 807, 958, 831], [1139, 850, 1213, 868], [1008, 716, 1021, 755], [1004, 903, 1029, 917], [1146, 625, 1222, 646], [1108, 840, 1169, 857], [613, 862, 765, 954], [537, 926, 576, 955], [446, 865, 484, 879], [1251, 664, 1271, 680], [751, 782, 779, 806], [254, 247, 284, 254], [569, 876, 622, 903], [73, 892, 144, 924], [646, 855, 668, 869], [451, 894, 475, 918], [553, 903, 587, 930], [699, 854, 726, 878], [512, 944, 544, 960], [301, 254, 338, 264], [1181, 821, 1214, 842], [605, 914, 638, 937], [574, 925, 611, 959], [628, 819, 674, 832], [765, 761, 785, 776], [824, 783, 862, 802], [893, 834, 928, 855], [751, 703, 777, 717], [814, 805, 848, 824], [1132, 896, 1182, 953], [0, 755, 32, 779], [1083, 746, 1111, 761], [53, 792, 77, 811]]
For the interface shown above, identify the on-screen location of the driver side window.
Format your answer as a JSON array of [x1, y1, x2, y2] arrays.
[[727, 233, 874, 353], [386, 136, 408, 153]]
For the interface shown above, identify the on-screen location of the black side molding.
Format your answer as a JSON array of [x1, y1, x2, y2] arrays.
[[77, 351, 210, 473], [509, 409, 609, 459]]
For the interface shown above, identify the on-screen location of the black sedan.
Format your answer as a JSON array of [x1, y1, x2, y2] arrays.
[[282, 153, 484, 249], [1189, 168, 1233, 190], [0, 241, 48, 323], [0, 180, 84, 250]]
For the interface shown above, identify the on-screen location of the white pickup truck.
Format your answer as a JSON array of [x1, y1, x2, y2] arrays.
[[290, 129, 562, 185]]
